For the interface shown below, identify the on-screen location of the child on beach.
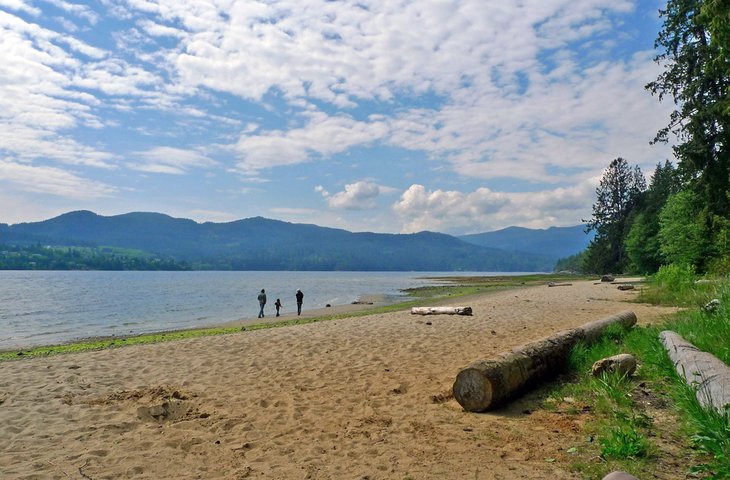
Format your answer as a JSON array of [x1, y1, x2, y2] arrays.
[[274, 298, 282, 317]]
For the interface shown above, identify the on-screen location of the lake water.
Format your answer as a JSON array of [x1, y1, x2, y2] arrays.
[[0, 270, 530, 350]]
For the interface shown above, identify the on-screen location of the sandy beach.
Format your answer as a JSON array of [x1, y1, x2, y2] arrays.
[[0, 279, 678, 479]]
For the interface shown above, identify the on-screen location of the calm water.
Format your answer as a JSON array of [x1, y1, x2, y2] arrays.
[[0, 270, 527, 349]]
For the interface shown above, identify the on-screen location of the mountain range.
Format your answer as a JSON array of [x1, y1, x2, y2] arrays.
[[0, 211, 593, 272]]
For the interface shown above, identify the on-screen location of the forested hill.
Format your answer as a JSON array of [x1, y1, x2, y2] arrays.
[[459, 225, 593, 260], [0, 211, 560, 271]]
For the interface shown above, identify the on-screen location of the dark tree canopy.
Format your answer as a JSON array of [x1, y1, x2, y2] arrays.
[[585, 158, 646, 235], [624, 161, 681, 273], [647, 0, 730, 216], [583, 158, 646, 274]]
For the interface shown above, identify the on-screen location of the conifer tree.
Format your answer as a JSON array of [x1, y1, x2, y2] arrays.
[[583, 158, 646, 274]]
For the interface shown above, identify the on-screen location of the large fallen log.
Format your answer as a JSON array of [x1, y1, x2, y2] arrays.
[[660, 331, 730, 413], [452, 311, 637, 412], [411, 306, 472, 316]]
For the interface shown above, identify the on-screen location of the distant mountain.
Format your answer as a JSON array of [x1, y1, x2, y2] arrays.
[[1, 211, 558, 272], [459, 225, 593, 260]]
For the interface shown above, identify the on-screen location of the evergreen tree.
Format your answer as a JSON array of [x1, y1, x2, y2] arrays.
[[624, 161, 680, 273], [659, 189, 708, 268], [583, 158, 646, 274], [647, 0, 730, 270]]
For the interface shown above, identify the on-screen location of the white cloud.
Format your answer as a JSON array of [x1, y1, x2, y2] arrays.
[[44, 0, 100, 24], [130, 146, 218, 174], [0, 0, 40, 15], [0, 1, 676, 234], [232, 112, 388, 173], [0, 159, 116, 198], [314, 185, 329, 196], [121, 0, 670, 185], [135, 0, 637, 106], [393, 183, 596, 234], [324, 180, 381, 210]]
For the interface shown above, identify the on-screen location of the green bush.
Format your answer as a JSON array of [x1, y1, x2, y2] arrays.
[[638, 263, 700, 305]]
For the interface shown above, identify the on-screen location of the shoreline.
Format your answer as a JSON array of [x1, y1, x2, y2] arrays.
[[0, 294, 394, 357], [0, 278, 678, 479], [0, 274, 581, 357]]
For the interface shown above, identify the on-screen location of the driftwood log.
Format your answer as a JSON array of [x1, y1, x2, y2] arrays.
[[592, 353, 637, 377], [411, 307, 472, 316], [548, 282, 572, 287], [660, 331, 730, 413], [452, 311, 637, 412], [603, 472, 639, 480]]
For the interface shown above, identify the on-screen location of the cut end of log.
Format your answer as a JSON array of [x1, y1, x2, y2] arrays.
[[452, 367, 494, 412]]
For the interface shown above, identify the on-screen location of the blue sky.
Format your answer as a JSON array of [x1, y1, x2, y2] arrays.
[[0, 0, 674, 234]]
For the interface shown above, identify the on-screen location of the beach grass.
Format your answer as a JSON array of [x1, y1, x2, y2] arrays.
[[550, 275, 730, 479], [1, 273, 584, 362]]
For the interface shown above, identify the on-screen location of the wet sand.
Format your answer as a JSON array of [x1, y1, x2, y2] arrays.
[[0, 279, 677, 479]]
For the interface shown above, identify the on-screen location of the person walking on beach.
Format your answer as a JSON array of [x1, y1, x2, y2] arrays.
[[295, 289, 304, 316], [258, 289, 267, 318], [274, 298, 282, 317]]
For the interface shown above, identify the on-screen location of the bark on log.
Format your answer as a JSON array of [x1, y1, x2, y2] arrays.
[[452, 311, 637, 412], [411, 307, 473, 316], [660, 330, 730, 413]]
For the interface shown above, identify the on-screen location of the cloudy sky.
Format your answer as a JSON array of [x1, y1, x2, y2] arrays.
[[0, 0, 674, 234]]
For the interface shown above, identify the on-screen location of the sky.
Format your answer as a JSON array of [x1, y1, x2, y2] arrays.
[[0, 0, 676, 234]]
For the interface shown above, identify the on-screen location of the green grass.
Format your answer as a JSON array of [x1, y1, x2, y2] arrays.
[[553, 275, 730, 479], [636, 263, 719, 307]]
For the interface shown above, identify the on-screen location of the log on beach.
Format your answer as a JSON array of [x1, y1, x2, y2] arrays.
[[660, 330, 730, 413], [592, 353, 637, 377], [411, 307, 473, 316], [452, 311, 637, 412]]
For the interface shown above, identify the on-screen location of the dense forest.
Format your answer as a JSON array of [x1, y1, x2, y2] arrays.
[[0, 213, 566, 272], [0, 244, 191, 271], [567, 0, 730, 277]]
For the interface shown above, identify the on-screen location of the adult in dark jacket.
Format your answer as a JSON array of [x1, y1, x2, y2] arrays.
[[258, 289, 267, 318], [295, 289, 304, 315]]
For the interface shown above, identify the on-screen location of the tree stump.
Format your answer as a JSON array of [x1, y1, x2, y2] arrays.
[[452, 311, 637, 411]]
